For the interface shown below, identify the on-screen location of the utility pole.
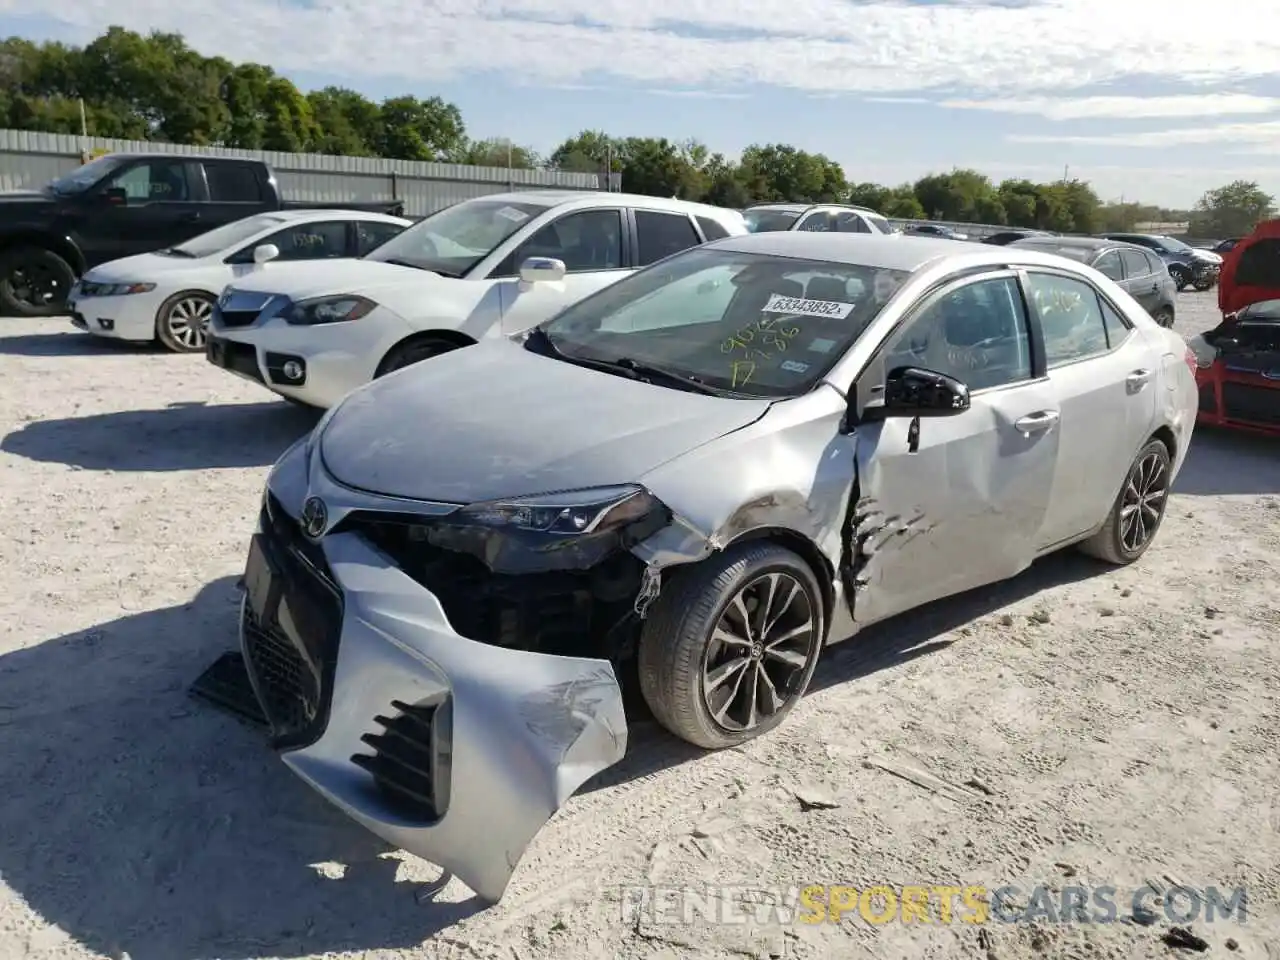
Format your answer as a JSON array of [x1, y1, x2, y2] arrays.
[[78, 98, 88, 137], [1063, 164, 1069, 183]]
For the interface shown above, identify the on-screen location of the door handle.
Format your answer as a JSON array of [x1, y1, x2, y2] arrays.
[[1014, 410, 1060, 434], [1126, 369, 1151, 389]]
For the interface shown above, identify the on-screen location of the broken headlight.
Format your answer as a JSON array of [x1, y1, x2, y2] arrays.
[[457, 485, 660, 536]]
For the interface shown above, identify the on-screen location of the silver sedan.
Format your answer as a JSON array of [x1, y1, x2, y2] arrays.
[[236, 231, 1199, 903]]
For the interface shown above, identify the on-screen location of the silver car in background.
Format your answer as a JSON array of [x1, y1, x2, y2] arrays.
[[237, 232, 1198, 904]]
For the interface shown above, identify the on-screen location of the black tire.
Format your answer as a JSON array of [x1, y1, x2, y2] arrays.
[[376, 335, 464, 377], [1169, 266, 1190, 291], [154, 290, 215, 353], [637, 541, 825, 749], [0, 245, 76, 317], [1153, 307, 1175, 328], [1078, 439, 1172, 565], [1192, 277, 1214, 292]]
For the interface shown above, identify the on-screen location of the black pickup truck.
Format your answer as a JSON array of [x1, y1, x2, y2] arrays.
[[0, 152, 406, 316]]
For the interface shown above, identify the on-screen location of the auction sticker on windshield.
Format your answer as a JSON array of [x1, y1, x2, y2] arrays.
[[496, 206, 530, 222], [762, 294, 854, 319]]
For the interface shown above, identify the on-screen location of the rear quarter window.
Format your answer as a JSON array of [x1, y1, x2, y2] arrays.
[[696, 216, 731, 241]]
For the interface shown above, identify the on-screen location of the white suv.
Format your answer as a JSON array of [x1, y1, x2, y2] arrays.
[[205, 191, 748, 408], [744, 203, 896, 235]]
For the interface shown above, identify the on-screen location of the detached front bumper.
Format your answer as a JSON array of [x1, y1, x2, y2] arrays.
[[1195, 363, 1280, 435], [239, 489, 629, 902]]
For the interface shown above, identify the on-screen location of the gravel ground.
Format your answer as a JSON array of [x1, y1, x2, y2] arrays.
[[0, 291, 1277, 960]]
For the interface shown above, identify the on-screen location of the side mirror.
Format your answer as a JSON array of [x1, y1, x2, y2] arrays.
[[883, 366, 971, 417], [253, 243, 280, 264], [519, 256, 566, 284], [101, 187, 128, 206]]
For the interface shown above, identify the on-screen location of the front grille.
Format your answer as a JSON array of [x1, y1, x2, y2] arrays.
[[241, 493, 343, 748], [1198, 382, 1218, 414], [208, 337, 264, 383], [242, 605, 320, 732], [218, 309, 261, 328], [352, 699, 451, 822], [1222, 382, 1280, 426]]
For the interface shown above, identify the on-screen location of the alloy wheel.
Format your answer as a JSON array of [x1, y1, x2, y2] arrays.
[[166, 297, 213, 350], [1120, 451, 1168, 553], [7, 262, 60, 310], [701, 572, 818, 733]]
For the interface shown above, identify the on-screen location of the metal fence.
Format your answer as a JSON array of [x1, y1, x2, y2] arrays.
[[0, 129, 608, 216]]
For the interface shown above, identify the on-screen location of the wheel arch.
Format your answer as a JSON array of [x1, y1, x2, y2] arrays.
[[721, 526, 836, 635], [1148, 424, 1178, 462], [375, 328, 477, 377], [0, 231, 86, 274]]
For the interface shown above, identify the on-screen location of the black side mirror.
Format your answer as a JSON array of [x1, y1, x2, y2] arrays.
[[883, 366, 971, 417], [100, 187, 127, 206]]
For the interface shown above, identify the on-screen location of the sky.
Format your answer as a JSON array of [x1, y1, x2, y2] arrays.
[[3, 0, 1280, 208]]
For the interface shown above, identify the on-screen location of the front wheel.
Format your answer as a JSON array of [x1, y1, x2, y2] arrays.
[[1078, 439, 1172, 565], [637, 542, 825, 749], [1192, 277, 1214, 292], [376, 336, 464, 377], [155, 291, 215, 353], [1153, 307, 1175, 328], [1169, 266, 1190, 292], [0, 245, 76, 317]]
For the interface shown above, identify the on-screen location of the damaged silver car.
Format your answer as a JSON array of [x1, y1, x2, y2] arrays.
[[237, 231, 1198, 903]]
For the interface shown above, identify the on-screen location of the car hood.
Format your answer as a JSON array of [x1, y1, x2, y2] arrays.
[[83, 252, 220, 281], [1219, 218, 1280, 315], [227, 258, 449, 303], [319, 339, 773, 503]]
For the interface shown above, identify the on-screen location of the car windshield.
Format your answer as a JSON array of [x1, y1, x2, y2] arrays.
[[365, 198, 549, 276], [1157, 235, 1194, 253], [536, 247, 912, 398], [1011, 240, 1093, 263], [162, 215, 286, 258], [744, 209, 802, 233], [46, 155, 126, 195]]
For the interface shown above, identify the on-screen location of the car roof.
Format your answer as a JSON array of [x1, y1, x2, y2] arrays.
[[470, 190, 741, 219], [266, 209, 411, 225], [1012, 235, 1150, 253], [707, 230, 1110, 274], [746, 202, 883, 215]]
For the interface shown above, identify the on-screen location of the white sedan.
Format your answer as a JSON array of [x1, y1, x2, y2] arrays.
[[204, 192, 748, 408], [66, 209, 411, 353]]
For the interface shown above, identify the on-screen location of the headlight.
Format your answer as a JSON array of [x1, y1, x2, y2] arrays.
[[457, 485, 660, 536], [88, 281, 156, 296], [283, 294, 378, 326]]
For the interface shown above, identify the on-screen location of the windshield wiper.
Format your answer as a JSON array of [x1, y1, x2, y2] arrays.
[[378, 257, 459, 277], [605, 357, 724, 395]]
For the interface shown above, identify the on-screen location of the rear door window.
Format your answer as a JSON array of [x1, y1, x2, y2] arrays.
[[205, 163, 262, 202], [265, 221, 351, 260], [1093, 250, 1123, 281], [1118, 249, 1149, 280], [635, 210, 701, 266]]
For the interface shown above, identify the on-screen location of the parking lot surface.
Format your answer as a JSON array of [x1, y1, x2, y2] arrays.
[[0, 291, 1277, 959]]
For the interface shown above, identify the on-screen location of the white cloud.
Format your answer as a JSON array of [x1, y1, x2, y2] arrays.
[[15, 0, 1280, 96], [1008, 120, 1280, 147], [941, 94, 1280, 120]]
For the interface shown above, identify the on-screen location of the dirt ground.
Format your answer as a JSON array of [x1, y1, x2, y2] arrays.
[[0, 291, 1277, 960]]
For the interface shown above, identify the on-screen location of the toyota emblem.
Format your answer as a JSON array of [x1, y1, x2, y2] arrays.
[[300, 496, 328, 540]]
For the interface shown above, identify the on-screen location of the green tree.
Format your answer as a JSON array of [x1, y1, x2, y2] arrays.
[[847, 181, 894, 211], [376, 95, 465, 161], [307, 86, 382, 155], [1190, 180, 1276, 238], [549, 130, 621, 172], [913, 168, 998, 222], [700, 154, 752, 208], [883, 188, 926, 220], [451, 137, 539, 168], [739, 143, 847, 203]]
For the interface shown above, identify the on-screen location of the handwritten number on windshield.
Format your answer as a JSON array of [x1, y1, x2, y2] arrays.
[[721, 315, 802, 378], [731, 360, 755, 388]]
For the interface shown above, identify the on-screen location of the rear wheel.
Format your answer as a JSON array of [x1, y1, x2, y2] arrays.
[[376, 336, 465, 377], [637, 542, 825, 749], [1192, 277, 1214, 292], [1078, 439, 1172, 565], [155, 291, 215, 352], [0, 245, 75, 317], [1153, 307, 1175, 328]]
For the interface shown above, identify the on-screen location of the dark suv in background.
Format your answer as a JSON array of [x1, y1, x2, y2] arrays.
[[1098, 232, 1221, 292], [1009, 235, 1178, 327]]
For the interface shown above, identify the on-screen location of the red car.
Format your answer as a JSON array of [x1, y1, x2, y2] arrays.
[[1191, 219, 1280, 435]]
